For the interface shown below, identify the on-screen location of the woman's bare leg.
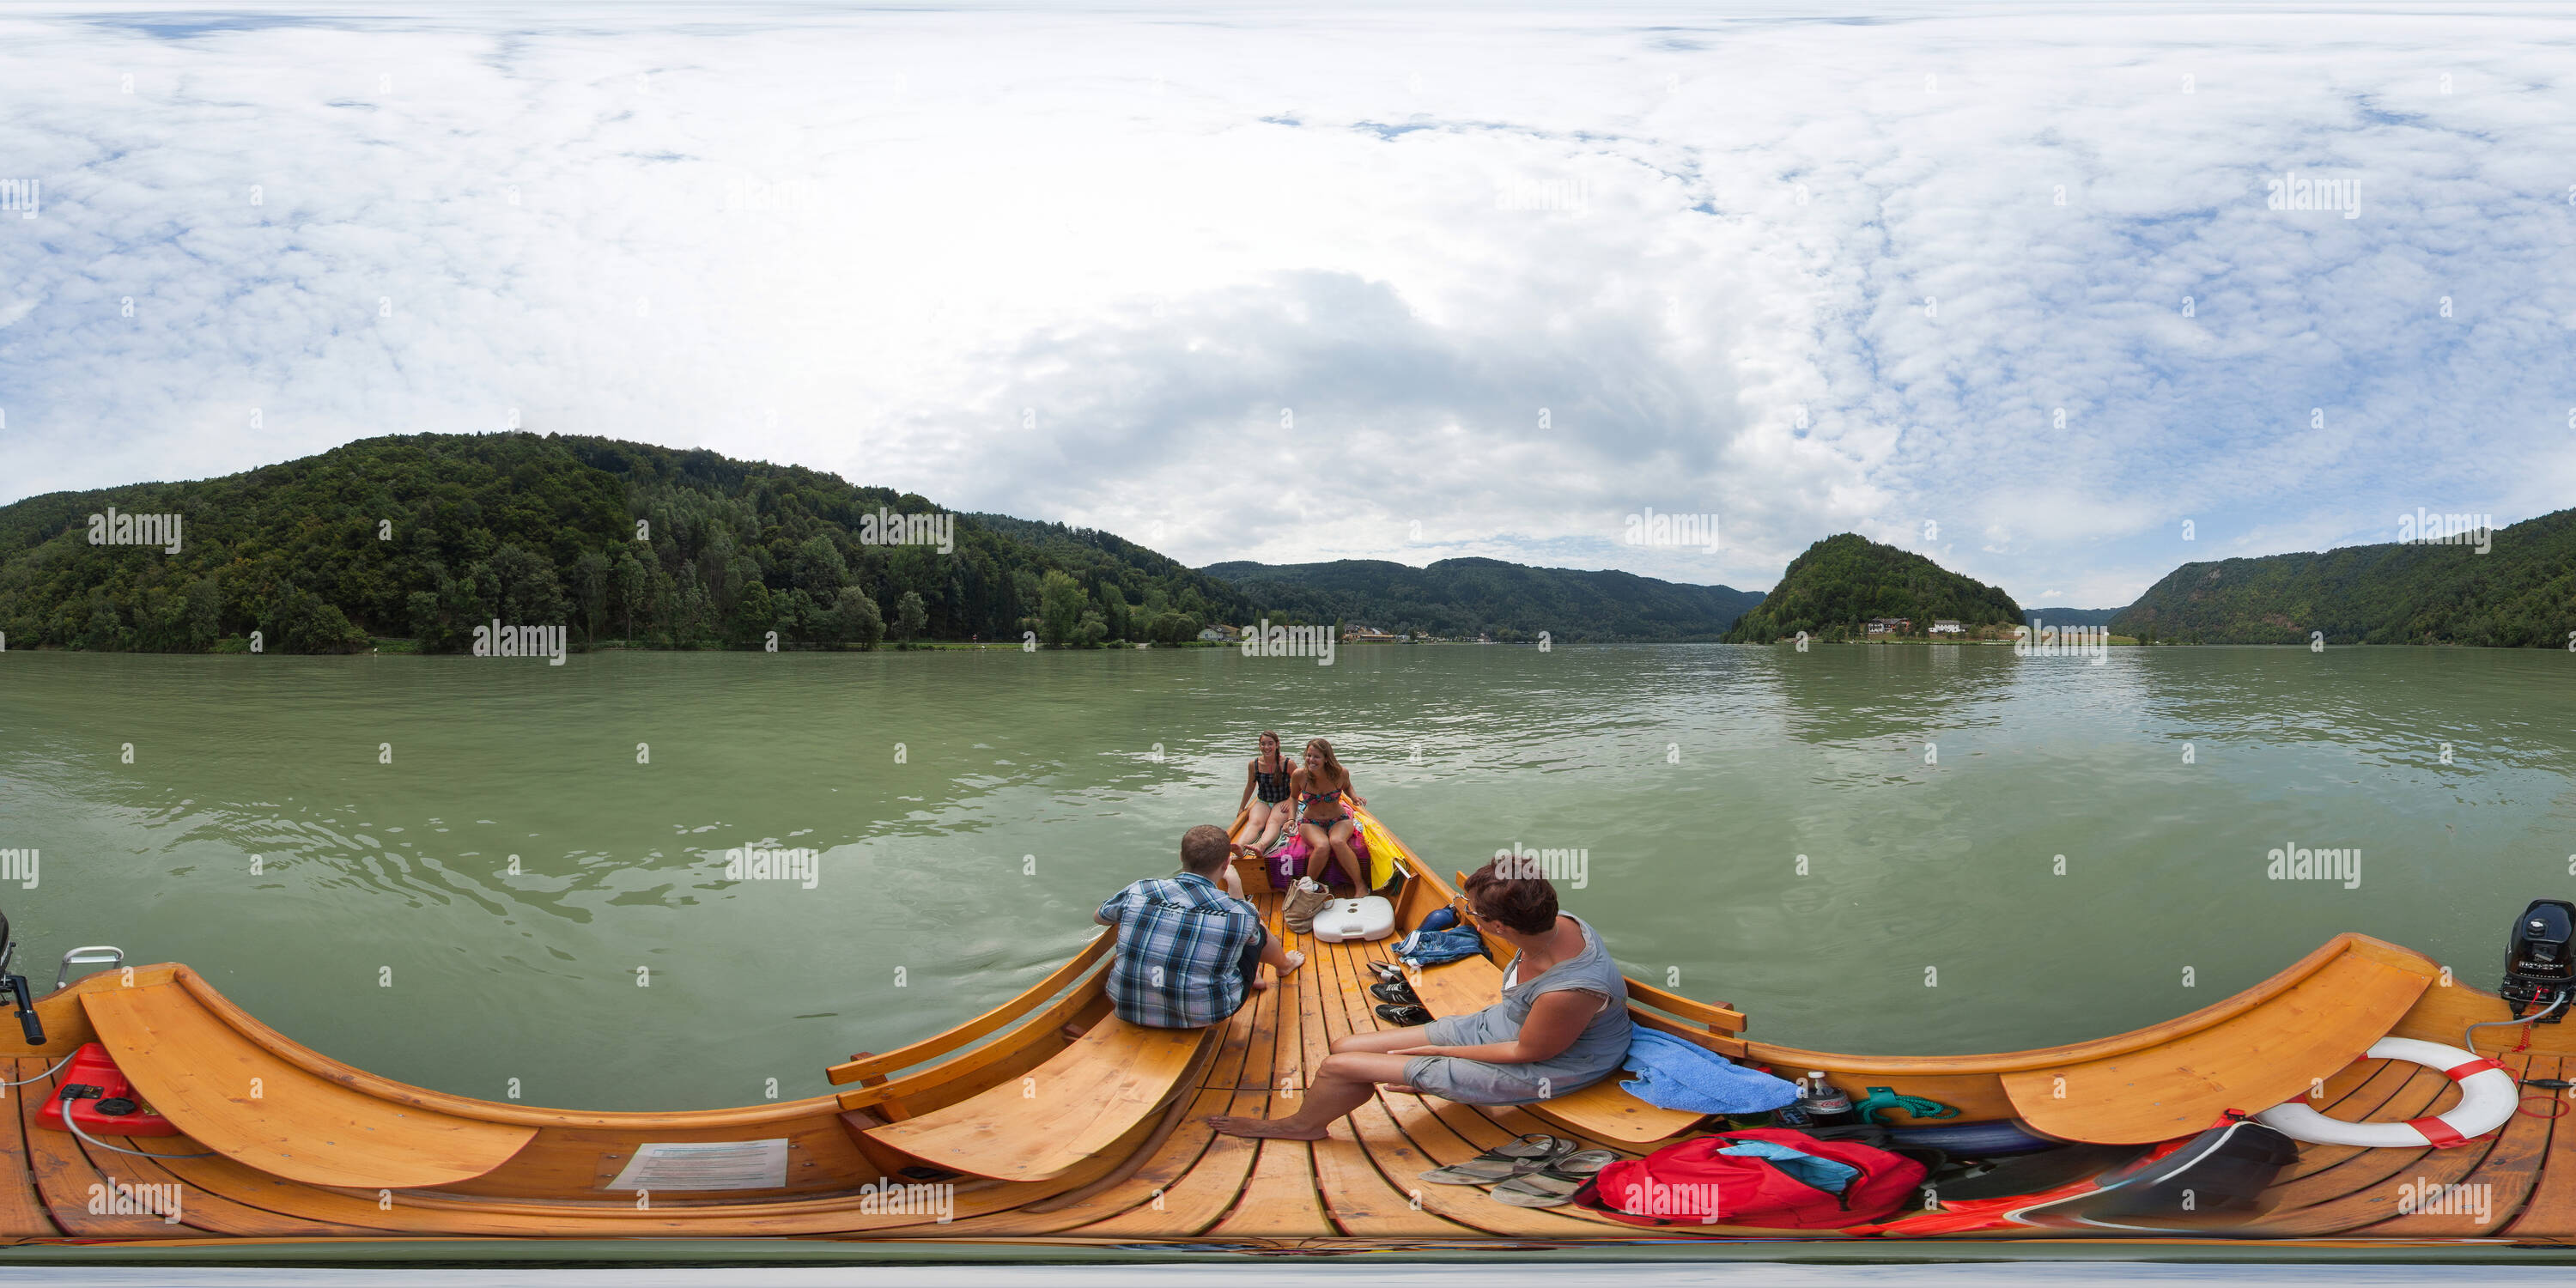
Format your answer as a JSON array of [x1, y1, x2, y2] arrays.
[[1331, 1025, 1430, 1054], [1325, 818, 1360, 886], [1209, 1052, 1415, 1139], [1247, 801, 1291, 852]]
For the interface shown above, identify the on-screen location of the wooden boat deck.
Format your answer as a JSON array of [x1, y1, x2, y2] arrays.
[[3, 806, 2575, 1249]]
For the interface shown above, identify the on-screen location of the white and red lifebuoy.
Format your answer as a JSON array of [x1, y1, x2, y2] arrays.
[[2256, 1037, 2517, 1149]]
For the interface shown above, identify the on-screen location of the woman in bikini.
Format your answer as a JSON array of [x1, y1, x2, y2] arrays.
[[1232, 732, 1300, 860], [1291, 738, 1364, 889]]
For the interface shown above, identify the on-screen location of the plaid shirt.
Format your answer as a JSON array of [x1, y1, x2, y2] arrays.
[[1097, 872, 1262, 1030]]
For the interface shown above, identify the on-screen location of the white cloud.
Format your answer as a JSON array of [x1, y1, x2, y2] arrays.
[[1, 6, 2569, 607]]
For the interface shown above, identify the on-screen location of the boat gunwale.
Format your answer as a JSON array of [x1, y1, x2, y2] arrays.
[[51, 811, 2449, 1135], [1370, 809, 2441, 1077]]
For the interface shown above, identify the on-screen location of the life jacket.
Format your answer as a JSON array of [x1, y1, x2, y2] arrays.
[[1573, 1127, 1928, 1230]]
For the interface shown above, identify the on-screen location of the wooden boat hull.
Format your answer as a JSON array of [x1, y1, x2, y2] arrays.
[[2, 805, 2572, 1249]]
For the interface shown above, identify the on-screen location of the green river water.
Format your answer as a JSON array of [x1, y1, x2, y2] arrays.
[[1, 644, 2570, 1110]]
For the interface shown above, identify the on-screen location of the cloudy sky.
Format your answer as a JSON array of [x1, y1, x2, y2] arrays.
[[3, 3, 2573, 605]]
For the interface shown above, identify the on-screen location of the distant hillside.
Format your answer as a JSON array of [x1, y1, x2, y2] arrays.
[[0, 433, 1249, 653], [1722, 533, 2022, 643], [1200, 557, 1765, 642], [2022, 607, 2125, 627], [2111, 508, 2576, 646]]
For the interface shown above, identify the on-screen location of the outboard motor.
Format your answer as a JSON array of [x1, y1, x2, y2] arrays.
[[2501, 899, 2576, 1022], [0, 909, 43, 1045]]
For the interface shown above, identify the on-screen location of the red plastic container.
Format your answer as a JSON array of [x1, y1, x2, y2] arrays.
[[37, 1042, 179, 1137]]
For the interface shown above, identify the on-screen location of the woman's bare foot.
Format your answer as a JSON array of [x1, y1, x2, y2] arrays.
[[1278, 949, 1305, 979], [1207, 1115, 1331, 1140]]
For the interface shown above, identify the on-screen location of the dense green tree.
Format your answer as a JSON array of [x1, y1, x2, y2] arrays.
[[893, 591, 928, 642], [573, 550, 611, 643], [1038, 570, 1087, 645], [834, 586, 884, 647]]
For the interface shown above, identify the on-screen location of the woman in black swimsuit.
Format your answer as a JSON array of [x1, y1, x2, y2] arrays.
[[1292, 738, 1364, 888], [1233, 732, 1299, 860]]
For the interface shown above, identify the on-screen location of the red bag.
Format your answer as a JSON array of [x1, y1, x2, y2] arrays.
[[1574, 1128, 1927, 1230]]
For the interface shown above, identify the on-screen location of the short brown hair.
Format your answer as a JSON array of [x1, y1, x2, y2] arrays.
[[1181, 824, 1233, 875], [1462, 860, 1558, 935]]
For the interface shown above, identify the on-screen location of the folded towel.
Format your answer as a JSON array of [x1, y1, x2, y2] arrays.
[[1396, 926, 1486, 969], [1618, 1028, 1801, 1115], [1717, 1139, 1859, 1194]]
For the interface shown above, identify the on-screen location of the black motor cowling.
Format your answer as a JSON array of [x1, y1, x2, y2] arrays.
[[2502, 899, 2576, 1022]]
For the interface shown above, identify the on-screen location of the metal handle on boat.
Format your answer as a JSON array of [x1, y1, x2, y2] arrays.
[[56, 946, 125, 993]]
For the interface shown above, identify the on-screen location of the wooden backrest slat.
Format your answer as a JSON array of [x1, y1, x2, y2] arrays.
[[1624, 976, 1747, 1033], [1629, 1007, 1751, 1060], [827, 932, 1114, 1085]]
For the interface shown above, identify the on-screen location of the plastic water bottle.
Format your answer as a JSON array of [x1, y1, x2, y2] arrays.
[[1802, 1072, 1854, 1126]]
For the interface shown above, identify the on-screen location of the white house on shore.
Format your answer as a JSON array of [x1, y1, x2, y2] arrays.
[[1931, 619, 1965, 635]]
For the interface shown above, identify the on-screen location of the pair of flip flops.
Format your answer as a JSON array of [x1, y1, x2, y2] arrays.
[[1417, 1133, 1619, 1207]]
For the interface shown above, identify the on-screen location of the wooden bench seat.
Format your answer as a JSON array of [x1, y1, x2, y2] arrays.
[[81, 981, 537, 1189], [864, 1016, 1217, 1183], [1403, 954, 1718, 1145]]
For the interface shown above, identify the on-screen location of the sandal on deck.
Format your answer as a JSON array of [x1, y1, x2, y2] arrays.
[[1488, 1148, 1620, 1206], [1374, 1003, 1433, 1027], [1418, 1133, 1577, 1186]]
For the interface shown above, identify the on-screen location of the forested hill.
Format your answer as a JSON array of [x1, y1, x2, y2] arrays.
[[2110, 508, 2576, 646], [1200, 558, 1765, 641], [0, 434, 1251, 653], [1721, 533, 2023, 642]]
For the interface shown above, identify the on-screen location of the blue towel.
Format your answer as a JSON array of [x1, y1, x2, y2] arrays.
[[1618, 1028, 1801, 1115], [1717, 1139, 1859, 1194], [1396, 927, 1485, 969]]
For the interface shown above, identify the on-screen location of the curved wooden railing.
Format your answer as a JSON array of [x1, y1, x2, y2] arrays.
[[826, 932, 1118, 1117], [1739, 933, 2439, 1076]]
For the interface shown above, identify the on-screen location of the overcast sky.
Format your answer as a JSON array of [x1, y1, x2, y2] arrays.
[[3, 3, 2573, 605]]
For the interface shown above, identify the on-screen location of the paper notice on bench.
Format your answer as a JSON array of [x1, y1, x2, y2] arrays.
[[605, 1139, 789, 1192]]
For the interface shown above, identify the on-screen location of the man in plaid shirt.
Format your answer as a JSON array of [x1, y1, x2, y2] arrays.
[[1095, 825, 1305, 1029]]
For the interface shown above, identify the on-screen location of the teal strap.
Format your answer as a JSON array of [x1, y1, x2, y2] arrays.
[[1856, 1086, 1960, 1124]]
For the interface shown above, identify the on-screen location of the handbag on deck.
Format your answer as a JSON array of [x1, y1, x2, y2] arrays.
[[1280, 878, 1333, 935]]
